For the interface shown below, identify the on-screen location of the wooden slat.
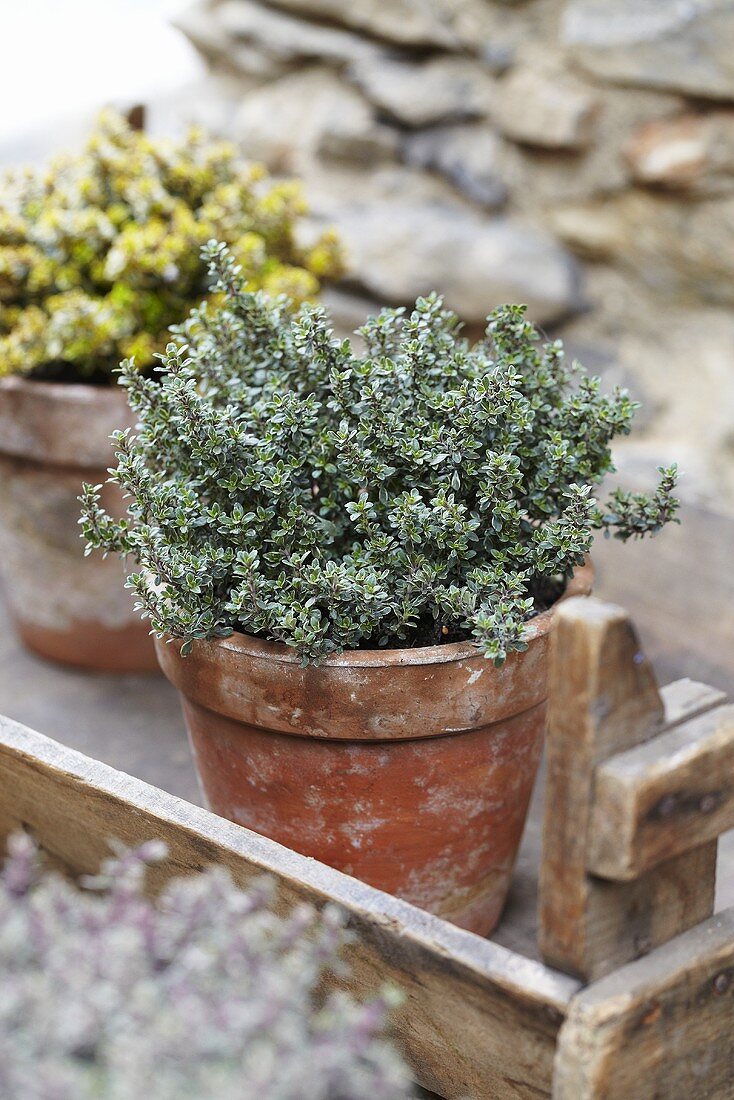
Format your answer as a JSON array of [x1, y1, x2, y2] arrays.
[[588, 703, 734, 880], [553, 907, 734, 1099], [660, 678, 727, 727], [539, 598, 717, 982], [0, 715, 580, 1100], [491, 678, 729, 966]]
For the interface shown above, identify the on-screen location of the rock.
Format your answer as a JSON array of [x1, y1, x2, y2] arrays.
[[402, 124, 508, 209], [348, 56, 496, 128], [250, 0, 472, 49], [495, 67, 598, 150], [480, 43, 516, 75], [486, 86, 682, 211], [232, 69, 394, 172], [174, 1, 233, 65], [215, 0, 385, 65], [562, 0, 734, 101], [233, 45, 295, 79], [356, 211, 582, 324], [625, 112, 734, 194], [304, 162, 463, 214], [318, 121, 399, 167], [549, 192, 734, 305], [310, 167, 584, 324], [175, 1, 294, 79], [547, 205, 622, 260]]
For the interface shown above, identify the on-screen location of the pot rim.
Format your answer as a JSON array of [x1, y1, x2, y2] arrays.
[[168, 558, 594, 669], [0, 373, 126, 405], [0, 374, 133, 468]]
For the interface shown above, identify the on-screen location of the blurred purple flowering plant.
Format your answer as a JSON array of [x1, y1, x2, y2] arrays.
[[0, 832, 413, 1100]]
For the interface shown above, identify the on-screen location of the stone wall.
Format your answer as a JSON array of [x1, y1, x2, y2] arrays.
[[176, 0, 734, 505]]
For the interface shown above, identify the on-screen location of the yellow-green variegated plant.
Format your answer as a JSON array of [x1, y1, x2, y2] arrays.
[[0, 110, 343, 382]]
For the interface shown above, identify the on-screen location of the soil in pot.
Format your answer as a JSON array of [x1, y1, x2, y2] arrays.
[[0, 377, 158, 673], [156, 563, 593, 935]]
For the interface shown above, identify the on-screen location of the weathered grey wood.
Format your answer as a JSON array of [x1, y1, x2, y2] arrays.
[[588, 703, 734, 880], [0, 714, 580, 1100], [540, 597, 663, 979], [659, 679, 727, 728], [553, 907, 734, 1099], [539, 599, 717, 982], [494, 679, 730, 964]]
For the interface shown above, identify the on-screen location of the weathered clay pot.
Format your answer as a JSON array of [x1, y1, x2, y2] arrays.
[[0, 376, 157, 673], [156, 563, 593, 935]]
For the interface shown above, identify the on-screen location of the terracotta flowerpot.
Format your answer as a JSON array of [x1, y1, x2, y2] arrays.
[[156, 562, 593, 935], [0, 376, 157, 673]]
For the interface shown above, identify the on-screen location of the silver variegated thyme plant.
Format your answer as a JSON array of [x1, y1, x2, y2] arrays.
[[0, 832, 413, 1100], [81, 241, 678, 664]]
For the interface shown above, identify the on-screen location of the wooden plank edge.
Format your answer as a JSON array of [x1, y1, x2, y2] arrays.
[[588, 703, 734, 880], [0, 716, 580, 1006], [660, 678, 728, 728], [552, 907, 734, 1099]]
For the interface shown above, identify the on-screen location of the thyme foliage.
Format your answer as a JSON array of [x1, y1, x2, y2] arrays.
[[81, 241, 678, 664]]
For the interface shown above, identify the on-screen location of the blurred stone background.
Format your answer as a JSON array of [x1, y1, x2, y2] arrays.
[[3, 1, 732, 505], [172, 0, 734, 508]]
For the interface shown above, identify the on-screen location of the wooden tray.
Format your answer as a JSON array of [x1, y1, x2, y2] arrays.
[[0, 597, 732, 1099]]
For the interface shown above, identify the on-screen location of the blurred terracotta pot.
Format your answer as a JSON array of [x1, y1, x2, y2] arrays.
[[156, 562, 593, 935], [0, 376, 157, 673]]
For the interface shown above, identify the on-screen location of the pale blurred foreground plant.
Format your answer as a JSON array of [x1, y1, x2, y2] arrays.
[[81, 242, 679, 665], [0, 832, 413, 1100]]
